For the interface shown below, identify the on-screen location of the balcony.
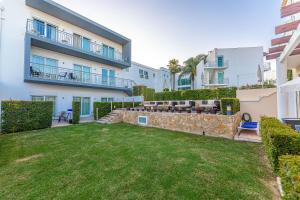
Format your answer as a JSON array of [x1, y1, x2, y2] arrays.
[[26, 19, 130, 69], [203, 78, 229, 87], [25, 63, 135, 94], [204, 61, 229, 70]]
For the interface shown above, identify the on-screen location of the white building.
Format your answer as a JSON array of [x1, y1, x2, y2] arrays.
[[0, 0, 133, 117], [196, 47, 264, 89], [120, 62, 171, 92], [266, 0, 300, 119]]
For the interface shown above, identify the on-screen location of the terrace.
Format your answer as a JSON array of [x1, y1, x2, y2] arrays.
[[26, 63, 135, 93]]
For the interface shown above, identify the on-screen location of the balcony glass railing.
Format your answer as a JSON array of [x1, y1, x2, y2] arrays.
[[205, 60, 229, 69], [26, 19, 128, 63], [203, 78, 229, 85], [29, 63, 134, 89]]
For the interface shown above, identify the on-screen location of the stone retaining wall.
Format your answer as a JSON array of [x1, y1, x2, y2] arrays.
[[116, 110, 241, 139]]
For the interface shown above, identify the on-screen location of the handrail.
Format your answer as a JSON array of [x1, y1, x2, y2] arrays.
[[29, 62, 134, 89], [26, 19, 128, 64]]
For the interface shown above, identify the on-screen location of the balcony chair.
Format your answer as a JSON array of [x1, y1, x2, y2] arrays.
[[58, 72, 67, 79], [30, 67, 42, 77], [238, 122, 260, 136]]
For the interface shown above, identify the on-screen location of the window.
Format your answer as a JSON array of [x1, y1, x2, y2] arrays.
[[73, 65, 91, 83], [217, 56, 224, 67], [138, 116, 148, 126], [153, 73, 155, 78], [82, 37, 91, 51], [32, 55, 58, 76], [32, 95, 56, 116], [144, 71, 149, 79], [139, 69, 144, 78], [101, 97, 113, 102]]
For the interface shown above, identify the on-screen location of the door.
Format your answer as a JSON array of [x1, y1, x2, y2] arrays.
[[32, 55, 45, 73], [218, 72, 224, 84], [33, 19, 45, 36], [73, 34, 82, 49], [46, 24, 57, 41], [103, 45, 109, 57], [81, 97, 91, 116], [109, 69, 116, 86], [45, 58, 58, 77], [108, 47, 115, 59], [82, 66, 91, 83], [217, 56, 224, 68], [73, 64, 82, 82], [102, 68, 108, 85], [82, 37, 91, 51]]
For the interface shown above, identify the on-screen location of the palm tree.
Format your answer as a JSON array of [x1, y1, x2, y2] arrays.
[[180, 54, 207, 90], [167, 59, 181, 91]]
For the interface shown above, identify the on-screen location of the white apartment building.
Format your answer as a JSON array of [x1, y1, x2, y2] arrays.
[[266, 0, 300, 119], [0, 0, 133, 117], [120, 62, 171, 92], [196, 47, 264, 89]]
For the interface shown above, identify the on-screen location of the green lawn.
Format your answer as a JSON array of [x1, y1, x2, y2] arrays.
[[0, 123, 275, 200]]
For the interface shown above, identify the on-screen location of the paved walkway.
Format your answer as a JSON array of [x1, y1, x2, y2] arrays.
[[52, 117, 94, 128], [234, 130, 262, 143]]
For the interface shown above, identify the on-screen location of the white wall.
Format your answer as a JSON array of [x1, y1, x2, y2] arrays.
[[0, 0, 130, 117], [120, 62, 171, 92], [196, 47, 264, 89]]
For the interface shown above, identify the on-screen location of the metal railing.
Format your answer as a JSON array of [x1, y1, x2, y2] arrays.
[[203, 78, 229, 86], [29, 63, 135, 89], [204, 60, 229, 69], [26, 19, 128, 63]]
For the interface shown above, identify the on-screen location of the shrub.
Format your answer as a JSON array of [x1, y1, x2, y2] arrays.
[[133, 85, 155, 101], [261, 117, 300, 172], [153, 87, 236, 101], [279, 155, 300, 199], [1, 100, 53, 133], [93, 102, 141, 120], [72, 101, 80, 124], [220, 98, 240, 115]]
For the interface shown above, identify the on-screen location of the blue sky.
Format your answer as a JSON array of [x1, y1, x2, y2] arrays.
[[56, 0, 282, 67]]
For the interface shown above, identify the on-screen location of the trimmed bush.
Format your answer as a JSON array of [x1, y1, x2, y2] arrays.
[[93, 102, 141, 120], [154, 87, 236, 101], [1, 100, 53, 133], [261, 117, 300, 172], [72, 101, 80, 124], [133, 85, 155, 101], [220, 98, 240, 115], [279, 155, 300, 199]]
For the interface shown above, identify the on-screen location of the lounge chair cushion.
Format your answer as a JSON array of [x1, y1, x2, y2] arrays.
[[241, 122, 258, 129]]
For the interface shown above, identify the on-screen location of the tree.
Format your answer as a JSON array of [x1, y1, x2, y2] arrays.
[[167, 59, 181, 91], [180, 54, 207, 90]]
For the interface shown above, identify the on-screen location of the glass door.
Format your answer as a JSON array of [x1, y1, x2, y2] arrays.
[[73, 64, 82, 82], [102, 68, 108, 85], [32, 55, 45, 74], [73, 34, 82, 49], [82, 37, 91, 51], [109, 70, 116, 86], [46, 24, 57, 41], [45, 58, 58, 78], [108, 47, 115, 59], [218, 72, 224, 84], [81, 97, 91, 116], [103, 45, 109, 57], [217, 56, 224, 68], [33, 19, 45, 36], [82, 66, 91, 83]]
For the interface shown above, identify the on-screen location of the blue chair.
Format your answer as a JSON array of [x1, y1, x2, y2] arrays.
[[238, 121, 260, 136]]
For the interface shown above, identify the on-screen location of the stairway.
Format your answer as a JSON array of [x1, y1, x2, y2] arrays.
[[97, 110, 122, 124]]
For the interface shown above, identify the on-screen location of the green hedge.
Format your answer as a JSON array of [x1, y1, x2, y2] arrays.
[[261, 117, 300, 172], [279, 155, 300, 199], [93, 102, 141, 120], [72, 101, 80, 124], [220, 98, 240, 115], [133, 85, 155, 101], [1, 101, 53, 133], [154, 87, 237, 101]]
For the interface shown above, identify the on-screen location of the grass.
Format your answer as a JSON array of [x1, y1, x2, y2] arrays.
[[0, 123, 274, 200]]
